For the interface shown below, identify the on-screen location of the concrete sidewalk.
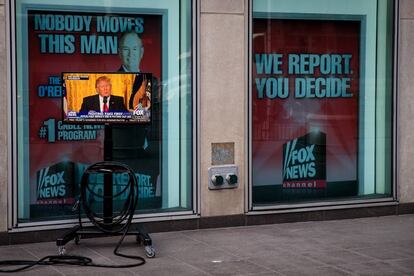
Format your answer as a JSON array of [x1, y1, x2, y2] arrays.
[[0, 214, 413, 275]]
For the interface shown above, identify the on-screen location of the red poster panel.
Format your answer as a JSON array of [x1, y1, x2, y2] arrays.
[[26, 10, 162, 217], [252, 19, 359, 202]]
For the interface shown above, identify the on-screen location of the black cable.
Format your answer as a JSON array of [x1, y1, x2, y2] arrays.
[[79, 162, 139, 234], [0, 162, 146, 273]]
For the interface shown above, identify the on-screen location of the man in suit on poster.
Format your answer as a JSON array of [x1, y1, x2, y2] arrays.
[[79, 76, 127, 113], [117, 31, 161, 136], [118, 31, 155, 111], [114, 32, 161, 203], [118, 31, 144, 73]]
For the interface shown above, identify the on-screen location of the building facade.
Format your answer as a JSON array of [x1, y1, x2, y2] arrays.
[[0, 0, 413, 242]]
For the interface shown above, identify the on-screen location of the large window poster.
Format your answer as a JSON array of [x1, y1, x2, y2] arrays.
[[252, 19, 360, 204], [25, 9, 162, 219]]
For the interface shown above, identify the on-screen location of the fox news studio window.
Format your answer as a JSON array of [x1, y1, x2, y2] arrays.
[[250, 0, 394, 207], [12, 0, 194, 225]]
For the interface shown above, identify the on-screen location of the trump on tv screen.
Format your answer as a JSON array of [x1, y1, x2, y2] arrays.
[[62, 72, 152, 124]]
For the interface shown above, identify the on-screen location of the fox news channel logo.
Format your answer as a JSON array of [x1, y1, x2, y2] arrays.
[[67, 111, 77, 117], [37, 161, 75, 199], [282, 131, 326, 189], [133, 107, 145, 117]]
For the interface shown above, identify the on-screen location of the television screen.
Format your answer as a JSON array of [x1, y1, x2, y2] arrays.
[[62, 72, 152, 124]]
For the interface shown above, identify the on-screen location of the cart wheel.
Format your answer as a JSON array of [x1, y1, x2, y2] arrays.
[[144, 245, 156, 258], [58, 246, 66, 256], [74, 235, 80, 245]]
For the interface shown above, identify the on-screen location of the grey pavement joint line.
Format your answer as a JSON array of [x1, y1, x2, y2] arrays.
[[344, 245, 414, 262], [272, 244, 360, 275], [0, 215, 413, 275], [180, 231, 282, 274], [183, 229, 325, 275], [168, 254, 214, 276]]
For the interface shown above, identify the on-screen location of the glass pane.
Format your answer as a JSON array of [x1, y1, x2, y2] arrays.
[[251, 0, 393, 205], [14, 0, 193, 223]]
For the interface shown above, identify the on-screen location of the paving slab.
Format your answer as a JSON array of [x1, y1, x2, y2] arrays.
[[0, 214, 412, 275]]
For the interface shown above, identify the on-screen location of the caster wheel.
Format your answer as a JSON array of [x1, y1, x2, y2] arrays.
[[74, 235, 80, 245], [58, 246, 66, 256], [144, 246, 156, 258]]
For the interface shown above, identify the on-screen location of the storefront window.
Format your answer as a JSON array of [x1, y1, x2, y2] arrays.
[[251, 0, 394, 206], [13, 0, 193, 224]]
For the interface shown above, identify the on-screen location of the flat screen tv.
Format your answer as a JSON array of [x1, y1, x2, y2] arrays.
[[62, 72, 152, 124]]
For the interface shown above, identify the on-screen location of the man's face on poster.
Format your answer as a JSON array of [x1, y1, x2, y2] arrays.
[[119, 33, 144, 72], [96, 79, 112, 97]]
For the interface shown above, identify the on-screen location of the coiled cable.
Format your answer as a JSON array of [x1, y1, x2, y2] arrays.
[[0, 161, 145, 272], [79, 161, 138, 233]]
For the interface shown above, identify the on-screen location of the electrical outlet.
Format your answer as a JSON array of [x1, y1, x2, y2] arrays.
[[208, 165, 238, 190]]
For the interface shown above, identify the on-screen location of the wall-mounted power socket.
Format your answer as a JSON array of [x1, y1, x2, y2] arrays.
[[208, 165, 238, 190]]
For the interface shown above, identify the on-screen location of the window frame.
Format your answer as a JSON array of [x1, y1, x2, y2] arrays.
[[7, 0, 200, 231], [247, 0, 399, 212]]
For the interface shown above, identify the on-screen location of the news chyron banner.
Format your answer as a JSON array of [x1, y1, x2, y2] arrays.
[[27, 10, 162, 217], [252, 19, 359, 201]]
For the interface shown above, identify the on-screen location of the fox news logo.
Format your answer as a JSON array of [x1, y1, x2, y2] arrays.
[[282, 131, 326, 189], [67, 111, 77, 117], [37, 162, 74, 199], [133, 108, 144, 117]]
